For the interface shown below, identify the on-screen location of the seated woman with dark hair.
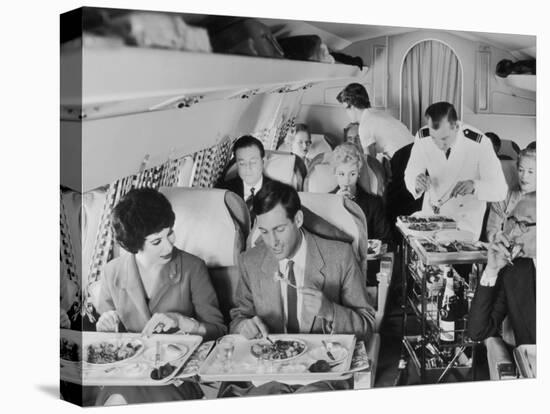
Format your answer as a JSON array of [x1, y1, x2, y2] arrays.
[[95, 188, 226, 405], [329, 142, 392, 254], [486, 147, 536, 243]]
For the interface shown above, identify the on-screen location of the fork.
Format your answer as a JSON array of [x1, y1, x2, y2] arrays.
[[322, 340, 336, 361]]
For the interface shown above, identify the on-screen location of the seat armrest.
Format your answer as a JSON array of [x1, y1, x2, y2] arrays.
[[354, 333, 380, 389], [484, 337, 515, 380]]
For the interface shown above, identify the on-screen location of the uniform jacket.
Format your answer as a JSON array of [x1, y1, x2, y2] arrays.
[[404, 122, 508, 239], [229, 230, 375, 340], [97, 248, 227, 340]]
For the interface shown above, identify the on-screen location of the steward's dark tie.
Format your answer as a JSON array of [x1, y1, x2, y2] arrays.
[[286, 260, 299, 333], [445, 148, 451, 159]]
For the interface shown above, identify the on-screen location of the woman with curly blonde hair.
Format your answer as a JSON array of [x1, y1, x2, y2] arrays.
[[329, 143, 391, 245]]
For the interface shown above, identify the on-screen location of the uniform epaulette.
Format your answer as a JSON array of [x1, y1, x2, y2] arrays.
[[419, 127, 430, 138], [463, 128, 483, 143]]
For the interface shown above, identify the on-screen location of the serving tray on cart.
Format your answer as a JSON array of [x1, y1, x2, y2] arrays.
[[60, 330, 202, 386], [406, 236, 487, 265], [198, 334, 356, 383]]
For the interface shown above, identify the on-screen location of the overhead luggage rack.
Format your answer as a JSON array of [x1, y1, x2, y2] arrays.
[[61, 46, 366, 120]]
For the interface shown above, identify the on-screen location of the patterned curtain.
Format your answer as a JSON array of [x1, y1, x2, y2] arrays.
[[59, 194, 81, 306]]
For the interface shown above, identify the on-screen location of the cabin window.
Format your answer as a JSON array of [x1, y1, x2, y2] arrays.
[[400, 40, 463, 134]]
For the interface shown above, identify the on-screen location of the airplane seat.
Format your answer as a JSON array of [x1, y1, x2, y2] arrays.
[[500, 139, 521, 160], [484, 317, 517, 380], [303, 153, 338, 193], [61, 187, 108, 314], [159, 187, 250, 323], [362, 155, 387, 197], [500, 159, 520, 191], [223, 150, 305, 191]]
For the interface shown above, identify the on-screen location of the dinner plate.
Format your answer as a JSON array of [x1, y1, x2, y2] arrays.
[[250, 338, 307, 362], [84, 338, 145, 368], [309, 344, 348, 363], [143, 343, 189, 365], [367, 239, 382, 258]]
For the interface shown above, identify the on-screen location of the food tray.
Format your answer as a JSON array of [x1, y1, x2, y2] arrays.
[[198, 334, 356, 383], [410, 237, 487, 265], [60, 330, 202, 386], [397, 215, 457, 230]]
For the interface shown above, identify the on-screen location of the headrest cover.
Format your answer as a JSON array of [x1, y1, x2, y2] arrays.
[[304, 159, 337, 193], [160, 187, 242, 267], [264, 151, 297, 186]]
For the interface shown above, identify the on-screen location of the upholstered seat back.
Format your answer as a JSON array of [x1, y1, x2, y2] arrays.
[[160, 187, 249, 321], [500, 139, 520, 160], [160, 187, 247, 267], [501, 159, 520, 191]]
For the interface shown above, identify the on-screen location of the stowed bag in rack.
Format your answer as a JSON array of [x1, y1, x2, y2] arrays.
[[209, 18, 284, 58], [278, 35, 335, 63]]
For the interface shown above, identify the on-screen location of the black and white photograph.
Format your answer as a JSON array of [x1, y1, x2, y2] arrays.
[[4, 0, 546, 413], [57, 3, 540, 407]]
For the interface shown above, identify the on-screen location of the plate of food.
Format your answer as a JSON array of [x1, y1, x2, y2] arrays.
[[60, 337, 81, 365], [250, 338, 307, 362], [143, 343, 189, 365], [85, 338, 144, 368]]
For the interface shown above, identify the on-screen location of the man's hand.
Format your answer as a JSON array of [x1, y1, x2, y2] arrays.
[[301, 288, 332, 319], [450, 180, 475, 198], [238, 316, 269, 339], [415, 173, 431, 194]]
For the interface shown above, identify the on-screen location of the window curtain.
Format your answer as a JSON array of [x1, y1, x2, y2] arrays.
[[401, 40, 462, 134]]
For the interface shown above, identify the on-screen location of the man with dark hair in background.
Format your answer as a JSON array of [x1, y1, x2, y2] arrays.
[[337, 83, 412, 159], [221, 135, 273, 222], [405, 101, 507, 240]]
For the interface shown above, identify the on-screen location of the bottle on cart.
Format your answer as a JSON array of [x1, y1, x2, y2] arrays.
[[439, 268, 458, 342]]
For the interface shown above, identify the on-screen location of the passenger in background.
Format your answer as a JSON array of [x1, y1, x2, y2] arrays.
[[224, 180, 374, 396], [385, 143, 423, 226], [289, 123, 313, 177], [221, 135, 274, 223], [485, 132, 514, 160], [468, 194, 536, 345], [329, 143, 392, 246], [329, 143, 392, 286], [337, 83, 412, 159], [95, 188, 226, 405], [344, 122, 387, 194], [405, 102, 507, 240], [486, 147, 536, 242]]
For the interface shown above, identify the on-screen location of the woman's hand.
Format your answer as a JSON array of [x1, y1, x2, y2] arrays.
[[141, 313, 199, 336], [96, 310, 119, 332], [337, 187, 353, 199], [60, 308, 71, 329], [487, 231, 512, 272]]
